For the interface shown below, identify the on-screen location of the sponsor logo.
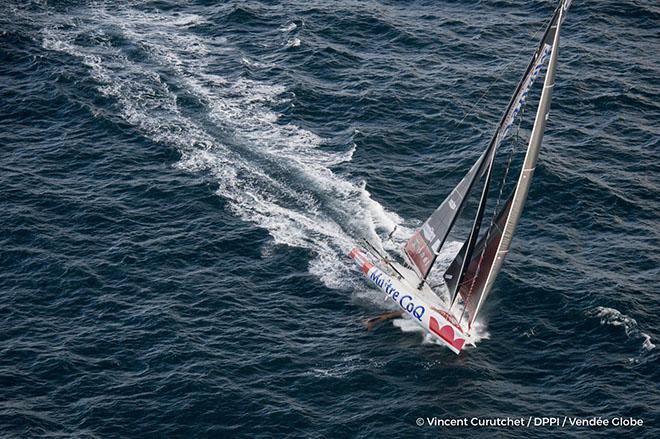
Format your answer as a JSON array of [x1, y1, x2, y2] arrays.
[[429, 316, 465, 351], [421, 223, 435, 241], [405, 232, 433, 274], [434, 308, 462, 330], [369, 270, 425, 321]]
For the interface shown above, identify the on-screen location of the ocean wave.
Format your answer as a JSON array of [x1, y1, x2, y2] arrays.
[[4, 0, 660, 436], [285, 37, 301, 49], [280, 22, 298, 33], [589, 306, 655, 352]]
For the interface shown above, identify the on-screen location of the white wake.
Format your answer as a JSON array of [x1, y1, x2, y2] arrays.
[[40, 4, 402, 292], [36, 3, 499, 350]]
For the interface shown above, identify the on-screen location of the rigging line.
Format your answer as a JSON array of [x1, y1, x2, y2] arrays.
[[458, 105, 527, 326], [430, 18, 548, 184], [448, 2, 563, 312]]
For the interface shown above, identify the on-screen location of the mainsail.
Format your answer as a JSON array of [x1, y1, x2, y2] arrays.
[[446, 1, 569, 328], [404, 1, 566, 281]]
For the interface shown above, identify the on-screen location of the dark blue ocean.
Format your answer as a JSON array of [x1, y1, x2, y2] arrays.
[[1, 0, 658, 437]]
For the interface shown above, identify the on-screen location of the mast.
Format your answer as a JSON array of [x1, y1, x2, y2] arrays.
[[468, 2, 567, 325], [448, 2, 565, 307], [404, 3, 563, 283]]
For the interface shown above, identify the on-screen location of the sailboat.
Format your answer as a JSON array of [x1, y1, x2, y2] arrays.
[[350, 0, 571, 354]]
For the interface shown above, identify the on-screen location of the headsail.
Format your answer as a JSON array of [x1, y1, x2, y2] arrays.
[[446, 0, 569, 328], [404, 152, 489, 278], [444, 195, 513, 321], [404, 1, 564, 281]]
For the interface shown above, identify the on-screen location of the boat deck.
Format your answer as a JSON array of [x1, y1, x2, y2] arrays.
[[386, 260, 451, 312]]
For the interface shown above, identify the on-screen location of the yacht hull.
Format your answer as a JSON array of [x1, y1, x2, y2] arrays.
[[349, 248, 466, 354]]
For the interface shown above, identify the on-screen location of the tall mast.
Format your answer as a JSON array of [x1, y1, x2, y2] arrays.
[[404, 2, 564, 283], [468, 2, 566, 325], [448, 1, 566, 307]]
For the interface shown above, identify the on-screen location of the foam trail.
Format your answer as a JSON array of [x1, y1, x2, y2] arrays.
[[39, 4, 401, 292], [37, 3, 492, 348]]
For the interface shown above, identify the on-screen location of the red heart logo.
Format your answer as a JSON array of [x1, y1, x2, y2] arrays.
[[430, 316, 465, 351]]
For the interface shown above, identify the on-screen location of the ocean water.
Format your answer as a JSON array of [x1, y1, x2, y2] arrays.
[[1, 0, 658, 437]]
